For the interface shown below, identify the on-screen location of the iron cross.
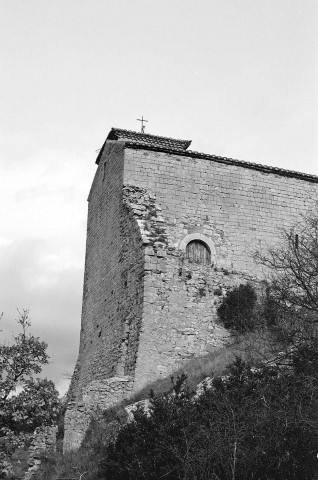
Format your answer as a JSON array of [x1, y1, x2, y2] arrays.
[[137, 116, 148, 133]]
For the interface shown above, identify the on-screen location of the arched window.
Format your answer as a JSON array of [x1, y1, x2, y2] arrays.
[[186, 240, 211, 264]]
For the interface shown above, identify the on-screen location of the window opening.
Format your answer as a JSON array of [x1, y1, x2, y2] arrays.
[[186, 240, 211, 264]]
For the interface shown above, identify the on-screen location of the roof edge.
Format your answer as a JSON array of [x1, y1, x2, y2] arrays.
[[107, 127, 192, 148]]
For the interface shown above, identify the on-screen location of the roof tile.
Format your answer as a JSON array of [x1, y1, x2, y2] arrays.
[[107, 128, 191, 150]]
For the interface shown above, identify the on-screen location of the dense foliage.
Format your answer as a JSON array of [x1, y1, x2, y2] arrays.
[[217, 283, 257, 332], [99, 348, 318, 480], [1, 378, 60, 434]]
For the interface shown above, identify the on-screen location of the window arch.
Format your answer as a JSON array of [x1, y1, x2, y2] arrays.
[[179, 233, 216, 265], [186, 240, 211, 264]]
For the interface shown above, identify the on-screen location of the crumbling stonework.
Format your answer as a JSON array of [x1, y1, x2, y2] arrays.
[[23, 426, 57, 480], [64, 376, 133, 451], [64, 128, 318, 450]]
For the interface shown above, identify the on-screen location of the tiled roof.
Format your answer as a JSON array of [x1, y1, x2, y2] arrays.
[[107, 128, 191, 150], [96, 128, 191, 164], [95, 128, 318, 183]]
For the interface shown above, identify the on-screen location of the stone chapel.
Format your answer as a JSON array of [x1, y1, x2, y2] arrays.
[[64, 128, 318, 450]]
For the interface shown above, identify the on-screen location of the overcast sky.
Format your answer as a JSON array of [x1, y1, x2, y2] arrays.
[[1, 0, 317, 395]]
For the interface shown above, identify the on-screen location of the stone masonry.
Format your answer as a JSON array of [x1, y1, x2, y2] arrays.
[[64, 128, 318, 450]]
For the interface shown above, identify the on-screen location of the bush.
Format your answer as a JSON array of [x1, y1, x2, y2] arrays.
[[217, 283, 257, 332], [99, 351, 318, 480]]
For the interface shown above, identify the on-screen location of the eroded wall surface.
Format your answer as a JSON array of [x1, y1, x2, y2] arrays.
[[64, 142, 145, 449], [65, 143, 318, 449]]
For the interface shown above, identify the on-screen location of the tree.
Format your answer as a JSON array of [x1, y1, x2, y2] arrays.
[[0, 310, 61, 472], [2, 378, 60, 434], [255, 208, 318, 345], [257, 211, 318, 313], [0, 310, 49, 402]]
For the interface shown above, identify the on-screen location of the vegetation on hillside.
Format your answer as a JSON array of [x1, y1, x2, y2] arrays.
[[100, 351, 318, 479]]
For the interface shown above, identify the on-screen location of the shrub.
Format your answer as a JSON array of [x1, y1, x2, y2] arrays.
[[217, 283, 257, 332], [98, 352, 318, 480]]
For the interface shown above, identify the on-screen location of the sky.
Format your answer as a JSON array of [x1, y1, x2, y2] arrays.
[[1, 0, 317, 396]]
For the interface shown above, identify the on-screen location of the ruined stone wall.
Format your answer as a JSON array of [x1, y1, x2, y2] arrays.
[[23, 426, 57, 480], [123, 148, 318, 391], [68, 141, 126, 401], [65, 142, 318, 449], [64, 376, 134, 451], [64, 142, 146, 450]]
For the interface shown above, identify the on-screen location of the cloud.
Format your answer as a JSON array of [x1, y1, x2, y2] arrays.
[[0, 146, 95, 394], [0, 237, 83, 392]]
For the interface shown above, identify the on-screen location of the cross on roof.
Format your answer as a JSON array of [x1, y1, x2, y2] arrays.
[[137, 116, 148, 133]]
